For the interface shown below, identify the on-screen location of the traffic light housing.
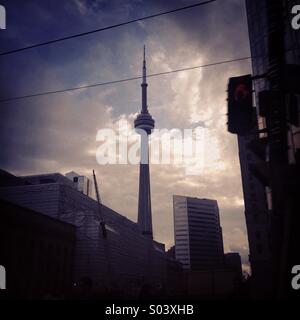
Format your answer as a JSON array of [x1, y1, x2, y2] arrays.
[[227, 74, 254, 135]]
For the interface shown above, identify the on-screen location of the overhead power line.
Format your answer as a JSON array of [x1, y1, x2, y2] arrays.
[[0, 56, 252, 103], [0, 0, 217, 56]]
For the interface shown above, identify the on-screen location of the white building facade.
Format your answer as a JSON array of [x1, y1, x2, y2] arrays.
[[173, 195, 224, 271]]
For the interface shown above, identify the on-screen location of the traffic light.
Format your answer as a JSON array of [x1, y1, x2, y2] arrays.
[[227, 74, 254, 135]]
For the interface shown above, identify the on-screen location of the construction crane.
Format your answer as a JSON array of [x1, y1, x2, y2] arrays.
[[93, 169, 107, 238], [92, 170, 113, 288]]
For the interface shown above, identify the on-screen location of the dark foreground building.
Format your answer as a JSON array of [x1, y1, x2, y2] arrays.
[[244, 0, 300, 298], [237, 130, 272, 297], [0, 200, 76, 298], [0, 169, 179, 299]]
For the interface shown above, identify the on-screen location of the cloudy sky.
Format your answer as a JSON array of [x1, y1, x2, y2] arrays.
[[0, 0, 252, 270]]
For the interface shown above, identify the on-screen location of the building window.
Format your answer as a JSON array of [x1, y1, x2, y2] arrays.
[[73, 177, 78, 183]]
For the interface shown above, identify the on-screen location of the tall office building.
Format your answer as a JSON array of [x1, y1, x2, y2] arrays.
[[237, 133, 272, 294], [173, 195, 224, 271], [245, 1, 300, 160], [244, 0, 300, 296], [134, 46, 155, 239]]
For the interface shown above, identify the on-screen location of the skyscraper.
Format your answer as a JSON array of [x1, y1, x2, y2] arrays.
[[244, 0, 300, 297], [173, 195, 224, 271], [238, 132, 272, 295], [134, 46, 155, 239], [245, 1, 300, 160]]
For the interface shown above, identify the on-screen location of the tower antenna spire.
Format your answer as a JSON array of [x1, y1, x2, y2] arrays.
[[134, 46, 155, 239], [142, 44, 147, 85], [141, 45, 148, 113]]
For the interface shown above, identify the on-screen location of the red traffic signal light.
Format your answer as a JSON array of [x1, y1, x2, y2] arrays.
[[227, 74, 254, 135]]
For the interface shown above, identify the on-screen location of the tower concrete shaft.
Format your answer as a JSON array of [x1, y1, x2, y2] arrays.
[[134, 46, 155, 238]]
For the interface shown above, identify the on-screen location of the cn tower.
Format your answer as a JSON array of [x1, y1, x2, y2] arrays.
[[134, 46, 155, 239]]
